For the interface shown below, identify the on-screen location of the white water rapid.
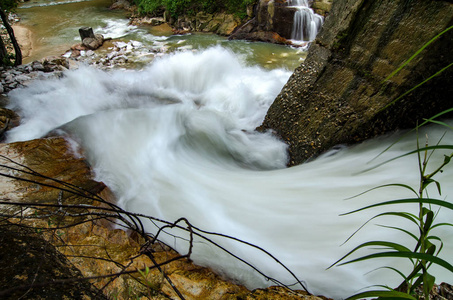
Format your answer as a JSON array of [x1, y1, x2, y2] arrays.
[[6, 47, 453, 299], [287, 0, 324, 42]]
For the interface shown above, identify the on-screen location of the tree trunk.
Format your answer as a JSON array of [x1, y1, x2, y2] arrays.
[[0, 6, 22, 66], [0, 35, 8, 65]]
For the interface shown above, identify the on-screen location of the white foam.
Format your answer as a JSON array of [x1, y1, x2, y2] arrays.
[[6, 47, 453, 299]]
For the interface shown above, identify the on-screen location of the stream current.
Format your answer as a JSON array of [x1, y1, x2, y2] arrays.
[[7, 0, 453, 298]]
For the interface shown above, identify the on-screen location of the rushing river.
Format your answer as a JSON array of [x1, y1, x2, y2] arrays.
[[9, 0, 453, 299]]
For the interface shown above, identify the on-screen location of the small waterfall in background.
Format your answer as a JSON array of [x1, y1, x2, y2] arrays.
[[287, 0, 324, 42]]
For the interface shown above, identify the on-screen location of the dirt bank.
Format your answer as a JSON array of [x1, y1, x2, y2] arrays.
[[11, 24, 34, 62]]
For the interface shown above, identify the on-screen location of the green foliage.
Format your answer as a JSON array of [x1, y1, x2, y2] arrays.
[[329, 117, 453, 300], [1, 52, 15, 66], [0, 0, 18, 13], [135, 0, 163, 15], [134, 0, 256, 19]]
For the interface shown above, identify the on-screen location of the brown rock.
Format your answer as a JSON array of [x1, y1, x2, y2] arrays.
[[0, 221, 107, 299], [0, 108, 20, 141], [0, 137, 105, 213]]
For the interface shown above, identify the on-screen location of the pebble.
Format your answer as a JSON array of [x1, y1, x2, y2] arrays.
[[0, 58, 68, 94], [1, 39, 159, 94]]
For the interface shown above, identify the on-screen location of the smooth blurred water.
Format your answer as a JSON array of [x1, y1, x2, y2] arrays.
[[287, 0, 324, 42], [6, 47, 453, 299]]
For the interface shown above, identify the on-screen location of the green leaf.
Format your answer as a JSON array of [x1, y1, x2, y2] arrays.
[[383, 25, 453, 82], [337, 251, 453, 274], [422, 209, 434, 233], [423, 272, 436, 297], [364, 145, 453, 173], [376, 225, 418, 241], [421, 108, 453, 127], [426, 235, 443, 245], [422, 178, 435, 191], [342, 198, 453, 216], [329, 241, 413, 269], [340, 212, 419, 245], [426, 119, 453, 132], [431, 222, 453, 230], [444, 154, 452, 164], [345, 183, 419, 199], [435, 180, 442, 195], [345, 290, 417, 300], [374, 266, 409, 282], [370, 108, 453, 163], [382, 62, 453, 111]]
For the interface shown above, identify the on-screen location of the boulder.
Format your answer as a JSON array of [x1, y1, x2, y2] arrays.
[[0, 137, 106, 214], [0, 221, 107, 299], [230, 0, 299, 44], [79, 27, 105, 50], [260, 0, 453, 165]]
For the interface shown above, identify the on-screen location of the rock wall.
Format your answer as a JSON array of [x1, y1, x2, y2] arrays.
[[230, 0, 297, 44], [260, 0, 453, 165], [169, 11, 242, 36]]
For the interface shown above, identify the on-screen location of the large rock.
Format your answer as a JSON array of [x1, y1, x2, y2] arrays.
[[260, 0, 453, 165], [230, 0, 295, 43], [0, 137, 106, 213], [79, 27, 105, 50], [0, 221, 107, 299]]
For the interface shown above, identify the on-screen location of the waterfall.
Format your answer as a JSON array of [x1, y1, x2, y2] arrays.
[[6, 47, 453, 299], [287, 0, 324, 42]]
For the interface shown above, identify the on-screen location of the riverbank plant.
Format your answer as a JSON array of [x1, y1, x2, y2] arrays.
[[329, 111, 453, 299], [134, 0, 256, 19]]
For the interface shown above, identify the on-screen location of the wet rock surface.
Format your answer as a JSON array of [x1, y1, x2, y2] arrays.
[[260, 0, 453, 165]]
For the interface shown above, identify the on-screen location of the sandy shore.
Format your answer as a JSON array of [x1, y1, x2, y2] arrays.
[[11, 24, 34, 61]]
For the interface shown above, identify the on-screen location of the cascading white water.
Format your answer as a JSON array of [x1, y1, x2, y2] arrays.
[[287, 0, 324, 42], [6, 47, 453, 299]]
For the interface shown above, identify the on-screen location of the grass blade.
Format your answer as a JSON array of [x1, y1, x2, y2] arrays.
[[346, 289, 417, 300], [337, 251, 453, 273], [342, 198, 453, 216], [328, 241, 413, 269], [383, 25, 453, 82]]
